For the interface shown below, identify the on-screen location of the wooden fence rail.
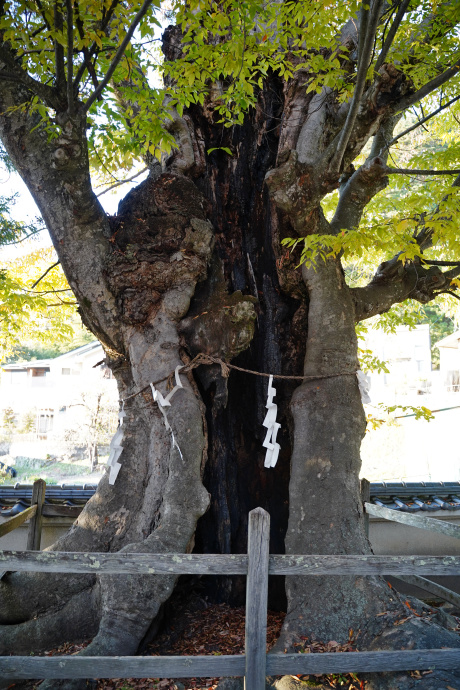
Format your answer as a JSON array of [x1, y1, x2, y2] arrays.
[[365, 499, 460, 605], [365, 501, 460, 539], [3, 649, 460, 680], [1, 501, 460, 685], [1, 550, 460, 575], [0, 504, 36, 539], [0, 478, 46, 549]]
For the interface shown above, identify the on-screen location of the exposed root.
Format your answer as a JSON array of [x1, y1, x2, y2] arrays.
[[0, 571, 95, 625], [0, 586, 99, 655]]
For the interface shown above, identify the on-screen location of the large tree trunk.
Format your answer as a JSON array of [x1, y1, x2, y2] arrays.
[[1, 35, 460, 690]]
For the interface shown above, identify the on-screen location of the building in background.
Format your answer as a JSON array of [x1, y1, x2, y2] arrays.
[[363, 324, 432, 404], [361, 324, 460, 483], [0, 342, 117, 442], [437, 329, 460, 391]]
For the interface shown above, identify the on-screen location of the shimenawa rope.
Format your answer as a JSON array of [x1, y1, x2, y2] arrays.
[[120, 352, 357, 404]]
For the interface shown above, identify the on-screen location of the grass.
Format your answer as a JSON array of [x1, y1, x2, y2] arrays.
[[0, 455, 107, 485]]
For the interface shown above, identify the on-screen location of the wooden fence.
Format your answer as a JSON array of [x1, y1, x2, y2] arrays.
[[0, 479, 83, 553], [1, 485, 460, 687]]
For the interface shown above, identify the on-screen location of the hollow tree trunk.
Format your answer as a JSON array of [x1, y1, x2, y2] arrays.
[[1, 33, 460, 690]]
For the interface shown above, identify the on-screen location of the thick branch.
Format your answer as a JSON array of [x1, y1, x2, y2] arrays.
[[0, 76, 122, 352], [330, 117, 398, 234], [330, 156, 388, 234], [0, 46, 61, 109], [352, 255, 460, 322], [375, 0, 411, 71], [351, 262, 427, 322], [54, 1, 65, 93], [357, 2, 370, 69], [330, 0, 385, 173], [444, 265, 460, 280], [66, 0, 74, 113], [396, 54, 460, 113], [84, 0, 155, 112]]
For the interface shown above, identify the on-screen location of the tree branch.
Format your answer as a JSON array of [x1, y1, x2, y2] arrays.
[[83, 0, 148, 111], [34, 0, 52, 29], [66, 0, 74, 113], [72, 4, 100, 95], [444, 265, 460, 280], [396, 54, 460, 114], [0, 46, 61, 108], [96, 166, 148, 197], [351, 264, 418, 321], [375, 0, 411, 71], [329, 0, 385, 173], [54, 1, 65, 93], [330, 117, 398, 234], [385, 167, 460, 175], [357, 2, 370, 70], [30, 261, 60, 289], [437, 290, 460, 301], [330, 157, 388, 234], [422, 259, 460, 267], [383, 93, 460, 152]]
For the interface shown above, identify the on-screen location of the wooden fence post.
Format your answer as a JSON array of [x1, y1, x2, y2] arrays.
[[360, 478, 370, 538], [27, 479, 46, 551], [245, 507, 270, 690]]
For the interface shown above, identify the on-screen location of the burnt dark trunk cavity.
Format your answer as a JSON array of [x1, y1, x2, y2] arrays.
[[188, 80, 308, 607]]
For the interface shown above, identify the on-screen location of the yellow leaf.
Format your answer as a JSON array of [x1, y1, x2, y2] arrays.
[[396, 219, 410, 232]]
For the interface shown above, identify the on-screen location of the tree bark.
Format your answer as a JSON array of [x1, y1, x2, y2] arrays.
[[1, 31, 460, 690]]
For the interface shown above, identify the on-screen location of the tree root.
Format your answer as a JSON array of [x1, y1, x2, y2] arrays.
[[0, 586, 99, 655], [0, 571, 95, 624]]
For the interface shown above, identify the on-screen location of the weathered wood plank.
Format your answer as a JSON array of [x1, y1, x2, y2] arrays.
[[1, 551, 460, 576], [42, 505, 82, 518], [245, 508, 270, 690], [2, 649, 460, 679], [365, 502, 460, 540], [0, 505, 37, 538], [269, 554, 460, 575], [266, 649, 460, 674], [395, 574, 460, 608], [0, 551, 249, 574], [27, 479, 46, 550], [0, 655, 246, 679], [360, 478, 370, 538]]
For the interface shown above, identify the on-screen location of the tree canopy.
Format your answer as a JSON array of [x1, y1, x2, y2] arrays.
[[1, 0, 460, 310]]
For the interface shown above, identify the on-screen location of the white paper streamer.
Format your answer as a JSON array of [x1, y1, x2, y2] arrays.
[[108, 405, 125, 485], [150, 365, 185, 460], [262, 375, 281, 468], [356, 369, 371, 404]]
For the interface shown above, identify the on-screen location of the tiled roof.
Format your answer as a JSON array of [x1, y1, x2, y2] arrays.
[[369, 482, 460, 512], [0, 483, 98, 517], [1, 481, 460, 518]]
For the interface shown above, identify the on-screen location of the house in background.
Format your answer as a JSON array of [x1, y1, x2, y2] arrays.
[[360, 324, 460, 483], [436, 329, 460, 391], [0, 342, 116, 439], [363, 324, 432, 405]]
